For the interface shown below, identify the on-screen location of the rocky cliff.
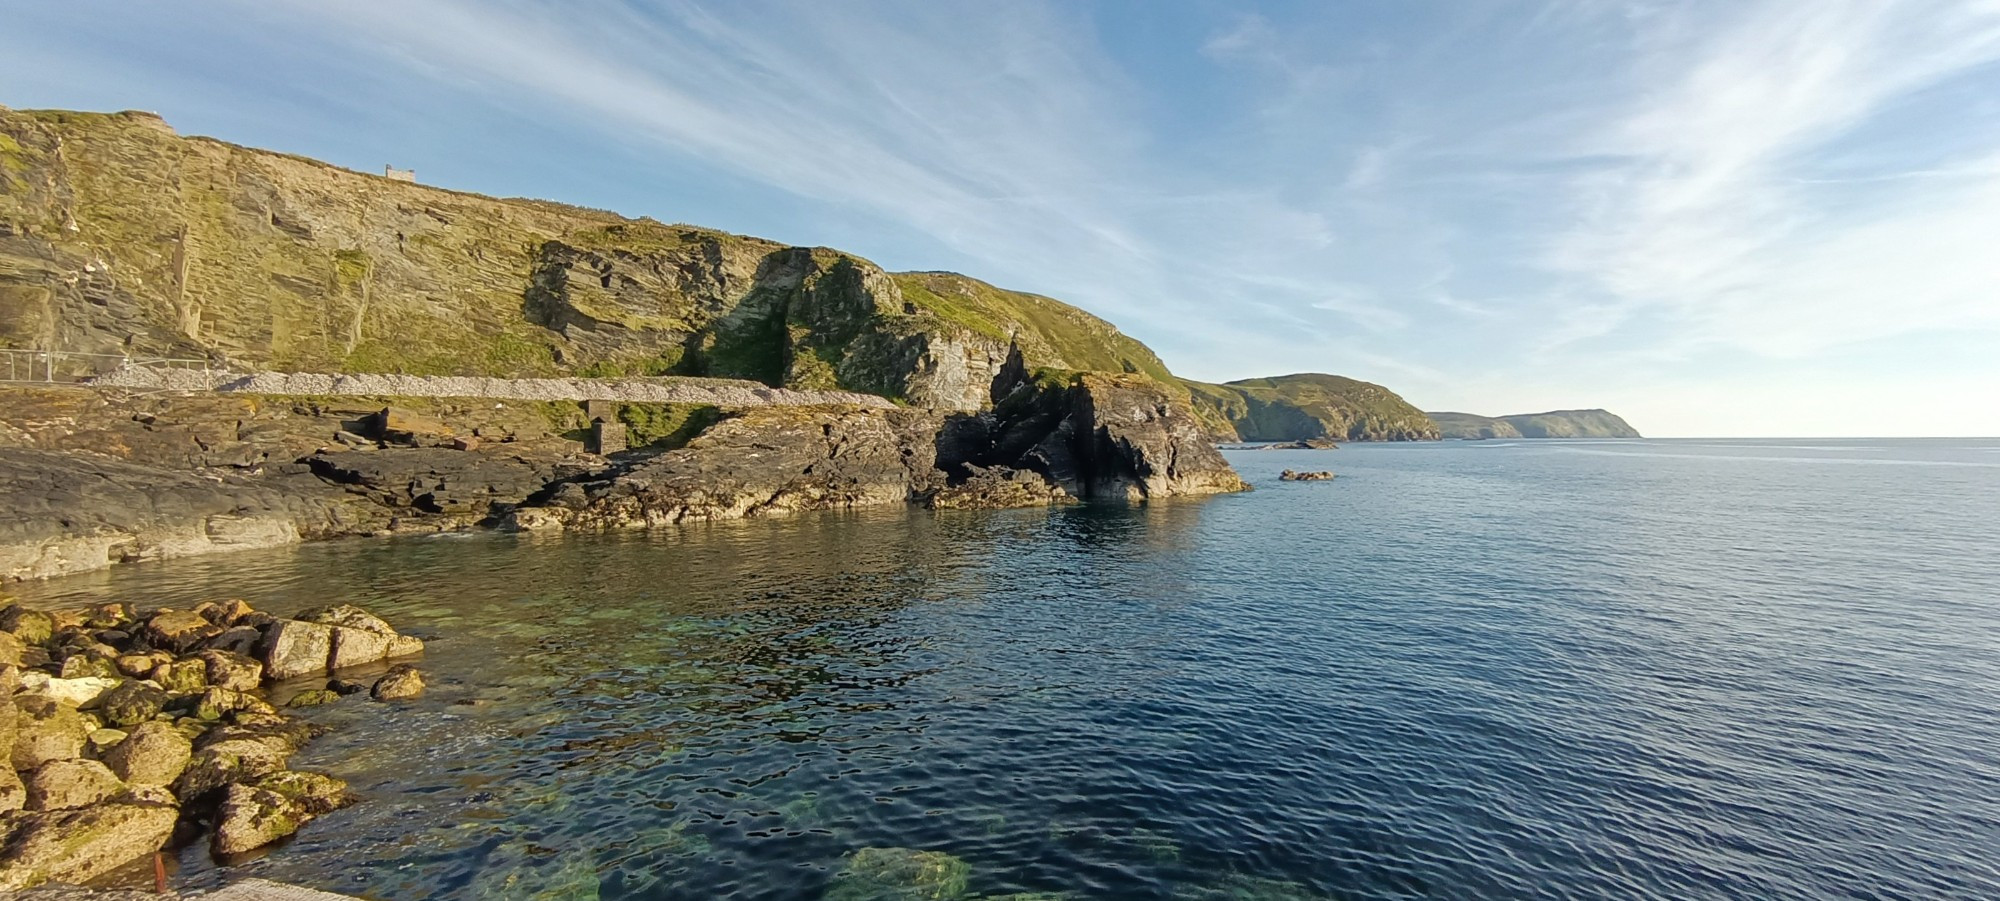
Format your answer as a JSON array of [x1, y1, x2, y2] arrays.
[[1182, 373, 1439, 442], [1429, 409, 1640, 439], [0, 108, 1170, 412]]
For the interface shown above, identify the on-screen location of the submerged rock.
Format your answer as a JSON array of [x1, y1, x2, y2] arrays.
[[370, 665, 425, 701], [826, 847, 971, 901], [1278, 470, 1334, 482], [285, 689, 340, 709], [211, 770, 351, 855]]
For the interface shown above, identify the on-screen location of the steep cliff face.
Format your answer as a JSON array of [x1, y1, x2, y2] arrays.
[[1430, 409, 1640, 439], [1181, 373, 1439, 442], [0, 108, 1174, 412], [935, 349, 1248, 502]]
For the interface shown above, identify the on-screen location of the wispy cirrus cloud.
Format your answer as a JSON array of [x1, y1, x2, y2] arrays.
[[1545, 0, 2000, 357]]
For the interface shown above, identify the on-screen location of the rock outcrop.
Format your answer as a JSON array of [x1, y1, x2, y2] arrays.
[[936, 349, 1249, 502], [1428, 409, 1641, 439], [0, 108, 1177, 413], [506, 405, 946, 530]]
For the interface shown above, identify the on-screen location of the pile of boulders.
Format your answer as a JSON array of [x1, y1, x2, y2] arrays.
[[0, 598, 427, 890]]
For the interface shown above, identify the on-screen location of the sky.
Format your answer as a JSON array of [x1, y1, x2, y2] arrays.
[[4, 0, 1999, 437]]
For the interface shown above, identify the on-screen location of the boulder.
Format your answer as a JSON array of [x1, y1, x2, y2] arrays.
[[1279, 469, 1335, 481], [148, 658, 207, 694], [141, 609, 221, 654], [199, 625, 263, 655], [25, 759, 124, 811], [296, 604, 395, 635], [261, 619, 335, 680], [192, 688, 275, 722], [11, 699, 89, 771], [55, 656, 118, 681], [195, 649, 263, 691], [825, 847, 971, 901], [370, 665, 424, 701], [86, 728, 128, 755], [36, 677, 119, 709], [114, 652, 170, 679], [326, 679, 367, 696], [103, 722, 193, 786], [0, 802, 178, 890], [0, 765, 21, 813], [0, 607, 54, 646], [285, 689, 340, 709], [328, 627, 392, 671], [194, 720, 324, 757], [0, 633, 24, 668], [85, 602, 136, 630], [211, 770, 351, 855], [95, 682, 168, 728], [173, 739, 288, 805]]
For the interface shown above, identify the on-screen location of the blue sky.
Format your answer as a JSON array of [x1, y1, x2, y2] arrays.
[[5, 1, 1999, 436]]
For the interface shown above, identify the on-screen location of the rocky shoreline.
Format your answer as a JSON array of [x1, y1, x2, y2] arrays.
[[0, 596, 425, 890], [1, 346, 1247, 583]]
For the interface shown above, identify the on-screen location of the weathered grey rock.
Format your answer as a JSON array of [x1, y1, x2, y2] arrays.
[[11, 699, 89, 770], [285, 689, 339, 709], [54, 656, 117, 682], [196, 649, 263, 691], [936, 348, 1249, 503], [0, 802, 178, 890], [295, 604, 394, 635], [141, 609, 221, 654], [0, 633, 26, 668], [148, 658, 206, 694], [507, 406, 945, 531], [261, 619, 334, 680], [24, 759, 124, 811], [328, 627, 391, 671], [84, 728, 126, 755], [0, 448, 373, 583], [173, 739, 288, 805], [200, 625, 263, 656], [0, 607, 54, 646], [210, 770, 351, 855], [33, 677, 119, 710], [85, 602, 136, 630], [370, 665, 424, 701], [102, 722, 192, 787], [192, 688, 275, 722], [94, 681, 167, 727], [0, 763, 22, 812], [112, 653, 168, 679]]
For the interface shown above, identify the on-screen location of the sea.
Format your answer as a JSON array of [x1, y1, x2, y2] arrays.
[[13, 438, 2000, 899]]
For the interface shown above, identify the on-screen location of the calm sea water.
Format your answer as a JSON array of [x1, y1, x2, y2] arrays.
[[15, 438, 2000, 900]]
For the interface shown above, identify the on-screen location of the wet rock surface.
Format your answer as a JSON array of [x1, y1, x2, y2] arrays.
[[0, 597, 412, 890]]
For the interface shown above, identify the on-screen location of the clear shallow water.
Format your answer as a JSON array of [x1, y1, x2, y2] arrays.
[[15, 438, 2000, 899]]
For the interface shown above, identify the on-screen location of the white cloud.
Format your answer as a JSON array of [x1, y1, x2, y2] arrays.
[[1546, 0, 2000, 356]]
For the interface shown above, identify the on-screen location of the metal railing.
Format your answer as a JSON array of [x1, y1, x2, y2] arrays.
[[0, 348, 222, 388]]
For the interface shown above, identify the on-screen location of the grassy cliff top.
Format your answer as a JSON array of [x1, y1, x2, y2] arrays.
[[1429, 409, 1640, 439], [891, 272, 1178, 386], [1181, 372, 1439, 442]]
